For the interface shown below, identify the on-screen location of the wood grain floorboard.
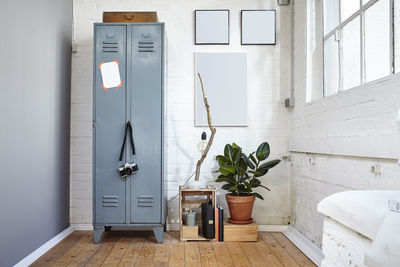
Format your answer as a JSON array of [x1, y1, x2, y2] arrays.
[[254, 234, 285, 267], [260, 232, 302, 267], [198, 241, 218, 267], [152, 233, 171, 267], [85, 236, 119, 266], [212, 242, 234, 267], [30, 231, 84, 267], [168, 234, 185, 267], [101, 237, 132, 266], [30, 231, 315, 267], [135, 236, 156, 266], [240, 241, 269, 267], [185, 241, 201, 267], [67, 239, 102, 267], [117, 235, 144, 267], [271, 232, 315, 267], [225, 242, 251, 267], [52, 233, 92, 266]]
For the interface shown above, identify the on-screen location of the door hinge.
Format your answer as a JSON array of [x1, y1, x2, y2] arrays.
[[93, 121, 96, 128]]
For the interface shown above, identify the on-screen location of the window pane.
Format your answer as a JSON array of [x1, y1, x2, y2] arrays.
[[342, 16, 361, 90], [341, 0, 360, 22], [395, 0, 400, 73], [365, 0, 391, 82], [324, 35, 340, 96], [324, 0, 339, 34]]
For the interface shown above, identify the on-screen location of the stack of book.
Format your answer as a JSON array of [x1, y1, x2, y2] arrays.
[[215, 205, 224, 242]]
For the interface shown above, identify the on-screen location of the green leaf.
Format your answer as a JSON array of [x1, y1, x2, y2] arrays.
[[251, 178, 261, 187], [256, 142, 270, 161], [258, 159, 281, 174], [237, 184, 246, 193], [242, 153, 255, 170], [256, 168, 268, 177], [229, 185, 238, 192], [259, 184, 271, 191], [220, 165, 236, 176], [224, 144, 234, 162], [216, 155, 230, 167], [238, 175, 247, 183], [237, 158, 247, 177], [234, 149, 242, 165], [232, 143, 241, 150], [251, 178, 270, 190], [249, 170, 262, 177], [215, 175, 235, 184], [249, 152, 258, 166], [221, 183, 234, 190], [252, 192, 264, 200]]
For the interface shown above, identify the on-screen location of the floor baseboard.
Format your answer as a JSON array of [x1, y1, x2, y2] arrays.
[[70, 223, 93, 230], [282, 226, 324, 266], [14, 227, 74, 267], [166, 223, 179, 231], [258, 224, 289, 232]]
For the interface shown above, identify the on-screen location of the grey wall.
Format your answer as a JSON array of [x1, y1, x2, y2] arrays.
[[0, 0, 72, 266]]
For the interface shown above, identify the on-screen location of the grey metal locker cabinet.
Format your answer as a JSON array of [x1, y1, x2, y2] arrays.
[[93, 23, 165, 243]]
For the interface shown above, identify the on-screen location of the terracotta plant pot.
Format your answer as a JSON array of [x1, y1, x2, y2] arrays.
[[226, 194, 255, 224]]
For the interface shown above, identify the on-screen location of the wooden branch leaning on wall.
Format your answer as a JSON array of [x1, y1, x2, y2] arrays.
[[195, 73, 216, 181]]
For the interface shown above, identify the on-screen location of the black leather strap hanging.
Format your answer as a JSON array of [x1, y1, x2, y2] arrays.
[[119, 121, 136, 161]]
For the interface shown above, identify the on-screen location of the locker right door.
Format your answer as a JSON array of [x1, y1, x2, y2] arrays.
[[129, 24, 163, 224], [94, 25, 127, 224]]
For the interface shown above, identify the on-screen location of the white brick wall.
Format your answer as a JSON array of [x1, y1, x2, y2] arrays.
[[290, 152, 400, 246], [291, 0, 400, 248], [70, 0, 292, 225], [321, 217, 371, 267]]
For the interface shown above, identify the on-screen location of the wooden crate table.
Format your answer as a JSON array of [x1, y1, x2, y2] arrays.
[[224, 221, 258, 241], [179, 186, 216, 241]]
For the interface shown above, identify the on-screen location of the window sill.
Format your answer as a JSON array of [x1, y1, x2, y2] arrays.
[[305, 72, 400, 106]]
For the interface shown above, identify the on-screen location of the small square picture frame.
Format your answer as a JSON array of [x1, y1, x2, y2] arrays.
[[241, 10, 276, 45], [195, 9, 230, 45]]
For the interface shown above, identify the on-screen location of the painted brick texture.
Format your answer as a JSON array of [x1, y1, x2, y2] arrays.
[[291, 0, 400, 248], [71, 0, 293, 225]]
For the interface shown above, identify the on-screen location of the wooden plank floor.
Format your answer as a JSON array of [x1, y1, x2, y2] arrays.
[[31, 231, 316, 267]]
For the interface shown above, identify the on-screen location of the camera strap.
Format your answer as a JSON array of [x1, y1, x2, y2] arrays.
[[119, 121, 136, 162]]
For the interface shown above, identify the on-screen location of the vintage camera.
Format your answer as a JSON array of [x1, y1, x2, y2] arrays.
[[118, 162, 139, 178]]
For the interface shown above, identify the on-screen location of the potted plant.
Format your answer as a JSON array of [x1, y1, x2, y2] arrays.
[[215, 142, 281, 224]]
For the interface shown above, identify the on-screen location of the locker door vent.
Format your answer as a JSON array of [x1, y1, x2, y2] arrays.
[[137, 195, 154, 207], [138, 41, 154, 52], [102, 41, 119, 53], [102, 195, 119, 207]]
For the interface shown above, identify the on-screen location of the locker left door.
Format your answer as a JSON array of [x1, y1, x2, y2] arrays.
[[94, 25, 127, 224]]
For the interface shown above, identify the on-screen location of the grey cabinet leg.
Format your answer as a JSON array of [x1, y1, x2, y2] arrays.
[[153, 226, 164, 243], [93, 228, 103, 243]]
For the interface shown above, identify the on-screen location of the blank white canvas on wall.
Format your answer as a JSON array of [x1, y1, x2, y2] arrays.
[[195, 52, 247, 127], [195, 10, 229, 44], [241, 10, 276, 45]]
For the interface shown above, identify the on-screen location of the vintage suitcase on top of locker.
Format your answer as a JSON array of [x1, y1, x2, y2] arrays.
[[103, 12, 159, 23], [92, 22, 166, 243]]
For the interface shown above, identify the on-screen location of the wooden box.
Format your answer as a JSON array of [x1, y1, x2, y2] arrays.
[[103, 12, 159, 23], [224, 221, 258, 241], [179, 186, 216, 241], [181, 225, 199, 239]]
